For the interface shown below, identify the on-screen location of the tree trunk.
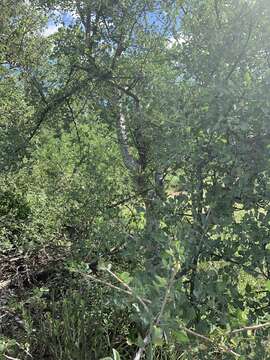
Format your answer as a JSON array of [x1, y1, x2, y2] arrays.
[[115, 101, 164, 274]]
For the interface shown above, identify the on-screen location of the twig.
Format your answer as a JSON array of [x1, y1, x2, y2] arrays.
[[81, 272, 133, 296], [229, 322, 270, 335], [106, 268, 150, 311], [134, 334, 151, 360], [182, 326, 241, 357], [4, 355, 22, 360], [81, 272, 151, 305], [133, 269, 177, 360], [133, 269, 243, 360], [155, 269, 177, 325]]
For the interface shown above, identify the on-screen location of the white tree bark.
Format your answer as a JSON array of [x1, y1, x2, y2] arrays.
[[116, 111, 138, 173]]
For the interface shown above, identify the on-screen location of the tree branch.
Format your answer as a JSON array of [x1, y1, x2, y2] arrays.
[[182, 326, 241, 357], [229, 322, 270, 335], [133, 269, 177, 360], [116, 110, 139, 173]]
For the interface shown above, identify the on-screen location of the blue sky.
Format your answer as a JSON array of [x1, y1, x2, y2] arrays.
[[44, 9, 182, 37], [44, 11, 75, 36]]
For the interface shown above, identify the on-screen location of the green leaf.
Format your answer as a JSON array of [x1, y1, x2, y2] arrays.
[[236, 309, 248, 325], [97, 260, 111, 271], [174, 330, 189, 344], [113, 348, 121, 360], [183, 306, 196, 322], [126, 338, 134, 346], [152, 326, 163, 346], [244, 71, 252, 86], [118, 271, 132, 285], [265, 280, 270, 291], [154, 275, 167, 288], [136, 335, 145, 347]]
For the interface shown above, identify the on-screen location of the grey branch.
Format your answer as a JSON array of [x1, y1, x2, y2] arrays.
[[229, 322, 270, 335]]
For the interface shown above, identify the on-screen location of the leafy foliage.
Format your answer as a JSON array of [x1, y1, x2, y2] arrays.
[[1, 1, 270, 359]]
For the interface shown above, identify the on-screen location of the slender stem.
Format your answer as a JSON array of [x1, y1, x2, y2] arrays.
[[133, 269, 177, 360], [4, 355, 22, 360], [106, 268, 150, 311], [82, 271, 151, 306], [181, 326, 241, 357], [155, 269, 177, 324], [229, 322, 270, 335], [81, 272, 133, 297]]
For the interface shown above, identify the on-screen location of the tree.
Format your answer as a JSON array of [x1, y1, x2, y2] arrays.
[[2, 0, 270, 359]]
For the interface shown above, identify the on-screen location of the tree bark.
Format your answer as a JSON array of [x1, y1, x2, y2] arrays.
[[115, 100, 164, 274]]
